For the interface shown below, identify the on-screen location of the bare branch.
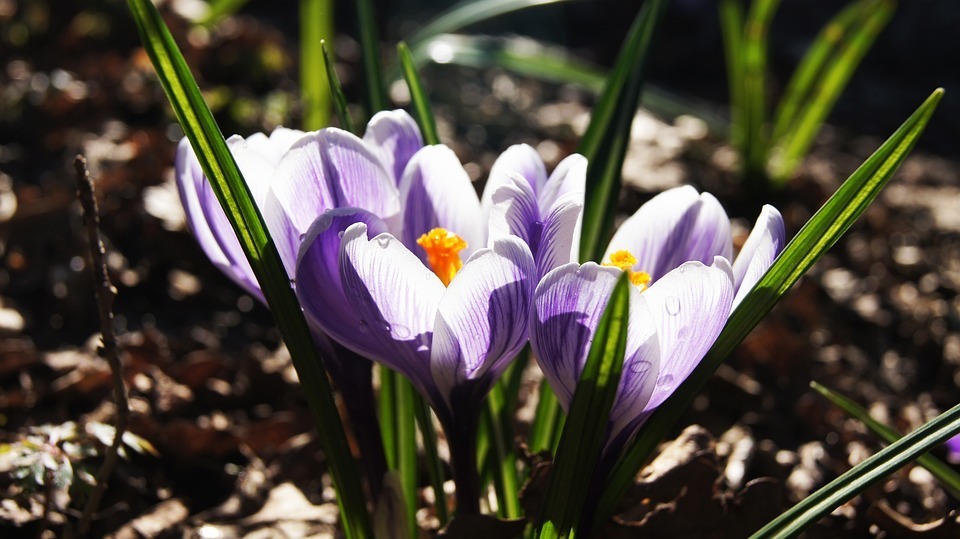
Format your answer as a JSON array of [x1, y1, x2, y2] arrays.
[[73, 155, 130, 538]]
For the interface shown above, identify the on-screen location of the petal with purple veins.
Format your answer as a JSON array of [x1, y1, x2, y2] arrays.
[[363, 110, 424, 185], [431, 236, 535, 405], [480, 144, 547, 221], [399, 145, 484, 260], [732, 205, 785, 308], [640, 257, 735, 413], [296, 211, 391, 361], [338, 223, 446, 391]]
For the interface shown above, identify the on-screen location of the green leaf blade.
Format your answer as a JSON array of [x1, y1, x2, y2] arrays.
[[536, 272, 631, 538], [301, 0, 334, 130], [397, 41, 440, 145], [125, 1, 372, 536], [577, 0, 669, 264]]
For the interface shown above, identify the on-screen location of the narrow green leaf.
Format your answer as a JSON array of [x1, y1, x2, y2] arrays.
[[379, 367, 399, 470], [321, 39, 356, 134], [769, 0, 894, 183], [752, 401, 960, 538], [593, 88, 943, 530], [719, 0, 745, 150], [396, 377, 419, 539], [197, 0, 250, 26], [528, 380, 561, 455], [577, 0, 669, 264], [301, 0, 333, 130], [739, 0, 781, 181], [483, 386, 521, 518], [407, 0, 569, 51], [124, 1, 372, 537], [414, 399, 449, 525], [770, 0, 870, 143], [536, 273, 631, 538], [355, 0, 387, 115], [811, 381, 960, 500], [397, 41, 440, 145]]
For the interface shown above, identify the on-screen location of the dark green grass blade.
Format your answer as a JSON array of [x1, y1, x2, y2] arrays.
[[354, 0, 387, 116], [300, 0, 333, 130], [751, 402, 960, 538], [739, 0, 780, 180], [407, 0, 569, 51], [321, 39, 356, 133], [397, 41, 440, 145], [528, 380, 562, 455], [483, 383, 521, 518], [577, 0, 669, 264], [770, 0, 870, 144], [395, 376, 420, 539], [769, 0, 894, 183], [811, 381, 960, 500], [125, 1, 372, 537], [534, 273, 631, 539], [198, 0, 250, 26], [593, 88, 943, 530], [415, 398, 449, 525], [719, 0, 745, 151]]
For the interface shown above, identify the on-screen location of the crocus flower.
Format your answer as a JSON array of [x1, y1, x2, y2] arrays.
[[531, 186, 786, 456], [296, 143, 543, 512], [175, 110, 424, 496], [483, 144, 587, 278]]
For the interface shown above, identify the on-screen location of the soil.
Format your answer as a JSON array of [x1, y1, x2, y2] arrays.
[[1, 0, 959, 537]]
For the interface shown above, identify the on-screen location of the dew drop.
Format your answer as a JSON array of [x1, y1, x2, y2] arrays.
[[665, 296, 681, 316], [417, 344, 429, 353], [376, 236, 391, 248], [358, 320, 370, 333], [678, 264, 686, 273], [393, 324, 412, 339], [299, 233, 306, 242], [338, 230, 345, 238], [660, 374, 675, 390], [383, 323, 392, 333]]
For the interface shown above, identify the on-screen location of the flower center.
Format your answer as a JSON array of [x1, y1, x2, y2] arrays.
[[417, 227, 467, 287], [602, 250, 651, 291]]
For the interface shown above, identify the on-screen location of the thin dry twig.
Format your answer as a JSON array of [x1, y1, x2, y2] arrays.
[[72, 155, 130, 538]]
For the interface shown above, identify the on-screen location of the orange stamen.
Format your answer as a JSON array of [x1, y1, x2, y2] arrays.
[[602, 249, 652, 292], [417, 227, 467, 287]]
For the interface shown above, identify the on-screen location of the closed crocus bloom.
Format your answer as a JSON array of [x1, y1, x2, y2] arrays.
[[531, 186, 786, 456], [296, 143, 537, 513], [175, 110, 424, 497], [482, 144, 587, 279]]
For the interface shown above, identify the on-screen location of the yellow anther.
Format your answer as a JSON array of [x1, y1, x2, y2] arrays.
[[603, 250, 651, 292], [417, 227, 467, 287]]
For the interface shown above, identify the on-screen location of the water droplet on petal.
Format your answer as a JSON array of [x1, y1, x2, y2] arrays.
[[417, 344, 429, 353], [665, 296, 681, 316], [338, 230, 345, 238], [299, 233, 306, 242], [358, 320, 370, 333], [660, 374, 675, 390], [393, 324, 412, 339], [376, 236, 391, 249], [678, 265, 686, 273], [383, 323, 392, 333]]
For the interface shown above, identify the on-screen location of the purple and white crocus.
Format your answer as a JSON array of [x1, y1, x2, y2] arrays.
[[175, 110, 425, 496], [295, 142, 585, 512], [531, 186, 786, 457]]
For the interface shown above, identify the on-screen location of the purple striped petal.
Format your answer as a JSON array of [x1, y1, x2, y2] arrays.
[[398, 145, 484, 261], [363, 110, 424, 185], [242, 127, 305, 168], [640, 256, 735, 413], [604, 186, 733, 279], [431, 236, 535, 406], [534, 192, 583, 278], [732, 205, 785, 308], [481, 144, 547, 222], [296, 210, 391, 361], [269, 128, 401, 238], [175, 138, 231, 271], [537, 153, 587, 215], [338, 222, 446, 392], [530, 263, 658, 413]]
